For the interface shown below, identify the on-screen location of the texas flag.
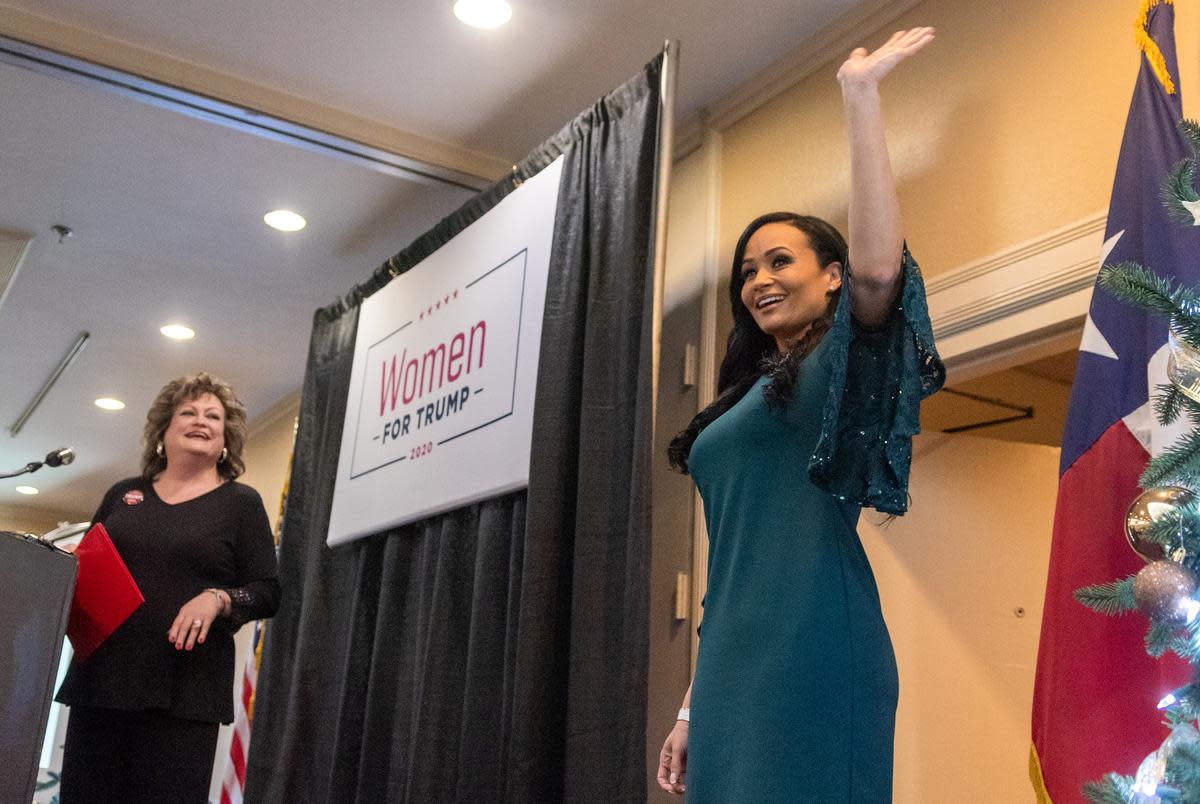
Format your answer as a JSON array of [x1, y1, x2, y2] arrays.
[[1031, 2, 1200, 800]]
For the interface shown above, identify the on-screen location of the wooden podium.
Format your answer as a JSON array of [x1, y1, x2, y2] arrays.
[[0, 531, 76, 804]]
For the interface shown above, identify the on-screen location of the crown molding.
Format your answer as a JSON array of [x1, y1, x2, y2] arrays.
[[923, 215, 1107, 297], [927, 212, 1108, 371]]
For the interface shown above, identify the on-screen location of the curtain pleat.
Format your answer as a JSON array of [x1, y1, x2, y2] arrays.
[[246, 54, 662, 803]]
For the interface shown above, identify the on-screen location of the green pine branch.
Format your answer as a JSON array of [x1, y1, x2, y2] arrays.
[[1148, 620, 1175, 657], [1157, 383, 1187, 427], [1141, 430, 1200, 488], [1144, 498, 1200, 549], [1146, 513, 1188, 547], [1099, 262, 1183, 317], [1075, 578, 1137, 616], [1098, 264, 1200, 346], [1169, 632, 1200, 662], [1175, 680, 1200, 723], [1162, 158, 1199, 225], [1164, 118, 1200, 224], [1083, 773, 1135, 803], [1175, 619, 1200, 664], [1167, 739, 1200, 791], [1181, 118, 1200, 154]]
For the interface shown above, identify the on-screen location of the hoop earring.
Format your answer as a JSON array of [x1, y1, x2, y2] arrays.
[[220, 447, 228, 463], [155, 441, 164, 458]]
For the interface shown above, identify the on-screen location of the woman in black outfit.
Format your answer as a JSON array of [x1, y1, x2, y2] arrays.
[[57, 372, 281, 803]]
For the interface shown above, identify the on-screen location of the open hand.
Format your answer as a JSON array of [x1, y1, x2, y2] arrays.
[[168, 591, 222, 651], [837, 27, 935, 87]]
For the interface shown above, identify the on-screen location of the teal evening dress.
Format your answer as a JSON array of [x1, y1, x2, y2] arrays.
[[686, 250, 944, 802]]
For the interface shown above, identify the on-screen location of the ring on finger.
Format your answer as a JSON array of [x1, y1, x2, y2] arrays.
[[191, 619, 203, 628]]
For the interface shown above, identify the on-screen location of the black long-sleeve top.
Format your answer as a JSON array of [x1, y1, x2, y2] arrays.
[[56, 477, 280, 723]]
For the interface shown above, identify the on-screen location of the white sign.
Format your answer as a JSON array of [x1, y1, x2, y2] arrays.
[[327, 157, 564, 546]]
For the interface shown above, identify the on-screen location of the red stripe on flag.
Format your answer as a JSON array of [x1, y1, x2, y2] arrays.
[[1032, 421, 1189, 798], [241, 665, 254, 712], [231, 729, 247, 785], [221, 634, 259, 804]]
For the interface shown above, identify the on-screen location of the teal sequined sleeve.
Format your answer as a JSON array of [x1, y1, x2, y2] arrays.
[[807, 247, 945, 515]]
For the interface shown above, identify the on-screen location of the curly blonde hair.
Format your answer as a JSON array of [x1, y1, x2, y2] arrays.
[[140, 373, 248, 480]]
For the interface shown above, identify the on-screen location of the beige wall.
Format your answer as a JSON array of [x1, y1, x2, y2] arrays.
[[0, 503, 75, 535], [861, 432, 1059, 801], [719, 0, 1199, 280], [658, 0, 1200, 799], [920, 360, 1073, 447], [239, 394, 301, 534]]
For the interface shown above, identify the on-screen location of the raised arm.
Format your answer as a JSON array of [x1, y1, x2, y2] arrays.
[[837, 27, 934, 327]]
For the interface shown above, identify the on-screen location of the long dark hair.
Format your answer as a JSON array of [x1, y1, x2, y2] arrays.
[[668, 212, 847, 473]]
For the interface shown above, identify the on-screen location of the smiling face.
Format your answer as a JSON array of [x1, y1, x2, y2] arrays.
[[162, 392, 227, 467], [738, 222, 842, 352]]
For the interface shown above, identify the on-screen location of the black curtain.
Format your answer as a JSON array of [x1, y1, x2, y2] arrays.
[[245, 54, 662, 803]]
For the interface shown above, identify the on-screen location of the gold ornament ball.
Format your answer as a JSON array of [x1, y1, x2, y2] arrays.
[[1133, 560, 1198, 625], [1125, 486, 1195, 562]]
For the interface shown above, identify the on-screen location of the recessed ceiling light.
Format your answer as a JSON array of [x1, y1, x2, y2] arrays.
[[454, 0, 512, 28], [263, 209, 307, 232], [161, 324, 195, 341], [15, 485, 38, 495], [95, 397, 126, 411]]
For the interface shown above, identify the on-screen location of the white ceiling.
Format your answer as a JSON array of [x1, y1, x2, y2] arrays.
[[4, 0, 866, 160], [0, 0, 885, 522]]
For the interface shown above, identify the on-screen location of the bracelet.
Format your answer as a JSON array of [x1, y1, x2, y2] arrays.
[[206, 588, 229, 616], [677, 707, 690, 722]]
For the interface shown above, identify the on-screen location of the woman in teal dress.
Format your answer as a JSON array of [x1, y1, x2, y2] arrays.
[[656, 28, 944, 802]]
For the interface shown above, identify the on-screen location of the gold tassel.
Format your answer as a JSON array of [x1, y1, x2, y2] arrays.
[[1134, 0, 1177, 95]]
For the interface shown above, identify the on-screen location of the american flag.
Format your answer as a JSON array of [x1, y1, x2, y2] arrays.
[[219, 621, 265, 804], [1031, 2, 1200, 799], [220, 436, 292, 804]]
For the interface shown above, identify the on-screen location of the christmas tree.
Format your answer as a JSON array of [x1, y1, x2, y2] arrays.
[[1077, 117, 1200, 802]]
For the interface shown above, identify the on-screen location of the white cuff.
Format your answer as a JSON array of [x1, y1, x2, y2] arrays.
[[677, 707, 690, 722]]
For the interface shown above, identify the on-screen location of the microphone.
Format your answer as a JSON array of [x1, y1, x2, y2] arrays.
[[0, 447, 78, 479], [44, 447, 74, 468]]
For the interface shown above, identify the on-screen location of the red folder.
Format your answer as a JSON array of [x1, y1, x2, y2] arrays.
[[67, 523, 144, 661]]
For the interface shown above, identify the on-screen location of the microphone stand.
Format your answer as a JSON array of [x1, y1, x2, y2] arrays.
[[2, 449, 78, 550], [0, 448, 75, 479], [0, 462, 43, 480]]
